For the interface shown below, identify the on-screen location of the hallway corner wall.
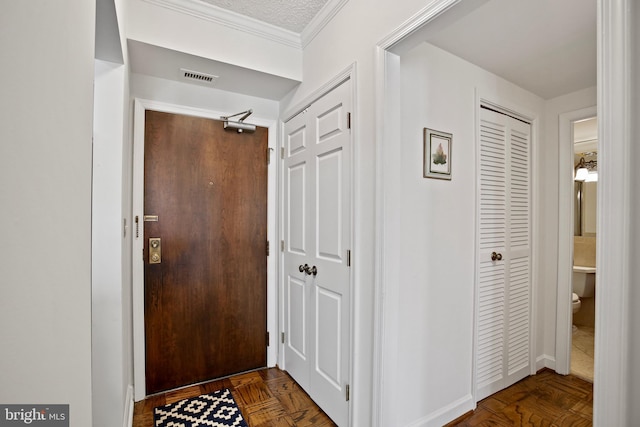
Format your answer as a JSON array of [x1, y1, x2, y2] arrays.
[[0, 2, 95, 425]]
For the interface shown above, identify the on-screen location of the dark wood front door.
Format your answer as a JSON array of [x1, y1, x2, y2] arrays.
[[144, 110, 267, 394]]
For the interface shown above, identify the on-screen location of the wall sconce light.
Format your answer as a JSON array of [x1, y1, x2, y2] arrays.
[[574, 156, 597, 182]]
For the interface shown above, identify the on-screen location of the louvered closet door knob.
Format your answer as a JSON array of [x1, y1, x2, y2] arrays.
[[491, 252, 501, 261], [497, 253, 502, 261]]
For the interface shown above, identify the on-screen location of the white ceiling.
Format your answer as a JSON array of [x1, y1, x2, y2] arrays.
[[423, 0, 597, 100], [129, 0, 597, 102], [200, 0, 329, 33]]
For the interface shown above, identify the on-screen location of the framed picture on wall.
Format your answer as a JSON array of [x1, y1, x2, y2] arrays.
[[423, 128, 452, 180]]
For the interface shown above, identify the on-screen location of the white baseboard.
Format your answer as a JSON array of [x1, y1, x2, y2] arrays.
[[404, 394, 475, 427], [536, 354, 556, 372], [123, 385, 134, 427]]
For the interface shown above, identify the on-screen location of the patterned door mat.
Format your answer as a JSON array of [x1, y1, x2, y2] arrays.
[[154, 388, 248, 427]]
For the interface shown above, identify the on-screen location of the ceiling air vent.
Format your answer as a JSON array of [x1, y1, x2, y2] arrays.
[[180, 68, 218, 86]]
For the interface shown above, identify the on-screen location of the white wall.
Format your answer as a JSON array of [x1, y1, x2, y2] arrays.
[[93, 1, 135, 425], [377, 41, 544, 426], [0, 2, 94, 425], [391, 42, 477, 425], [93, 59, 129, 427]]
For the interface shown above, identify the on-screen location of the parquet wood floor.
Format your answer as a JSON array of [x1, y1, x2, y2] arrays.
[[133, 367, 591, 427], [132, 368, 337, 427], [446, 369, 593, 427]]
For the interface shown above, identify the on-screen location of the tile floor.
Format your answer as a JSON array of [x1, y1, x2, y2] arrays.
[[571, 325, 594, 382]]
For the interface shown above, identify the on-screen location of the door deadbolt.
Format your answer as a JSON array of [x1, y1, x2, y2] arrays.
[[149, 238, 161, 264]]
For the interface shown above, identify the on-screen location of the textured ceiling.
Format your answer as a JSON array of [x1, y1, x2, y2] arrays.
[[200, 0, 329, 33]]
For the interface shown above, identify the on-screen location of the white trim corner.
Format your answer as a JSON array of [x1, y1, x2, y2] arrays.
[[123, 385, 134, 427], [404, 394, 475, 427]]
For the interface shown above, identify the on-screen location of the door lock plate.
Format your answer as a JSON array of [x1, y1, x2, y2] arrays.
[[149, 238, 161, 264]]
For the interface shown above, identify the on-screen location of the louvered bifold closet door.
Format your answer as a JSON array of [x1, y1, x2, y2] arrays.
[[476, 112, 507, 400], [505, 118, 531, 386], [476, 107, 531, 402]]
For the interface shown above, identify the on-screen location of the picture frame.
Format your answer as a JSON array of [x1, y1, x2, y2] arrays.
[[423, 128, 452, 180]]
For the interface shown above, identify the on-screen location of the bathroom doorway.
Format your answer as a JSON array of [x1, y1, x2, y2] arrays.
[[555, 106, 596, 379], [570, 116, 597, 382]]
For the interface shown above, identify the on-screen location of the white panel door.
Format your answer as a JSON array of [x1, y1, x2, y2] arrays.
[[283, 80, 351, 426], [283, 108, 311, 391], [476, 106, 531, 401]]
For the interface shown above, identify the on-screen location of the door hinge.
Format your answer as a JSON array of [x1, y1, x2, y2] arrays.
[[267, 147, 272, 165], [266, 240, 270, 256], [347, 250, 351, 267], [281, 332, 285, 344], [266, 331, 270, 347], [346, 384, 350, 401], [281, 147, 285, 159], [281, 240, 285, 251], [347, 112, 351, 129]]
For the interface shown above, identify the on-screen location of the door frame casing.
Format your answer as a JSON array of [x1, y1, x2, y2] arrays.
[[555, 105, 597, 376], [132, 99, 278, 401], [278, 63, 357, 425]]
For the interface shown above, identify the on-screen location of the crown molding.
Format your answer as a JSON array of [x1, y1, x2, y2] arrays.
[[142, 0, 302, 49], [301, 0, 349, 48]]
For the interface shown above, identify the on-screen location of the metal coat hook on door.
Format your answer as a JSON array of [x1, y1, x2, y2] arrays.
[[298, 263, 318, 276]]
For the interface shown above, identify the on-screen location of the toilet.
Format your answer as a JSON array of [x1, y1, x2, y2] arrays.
[[572, 266, 596, 299], [572, 266, 595, 330], [572, 292, 581, 313], [572, 292, 582, 333]]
